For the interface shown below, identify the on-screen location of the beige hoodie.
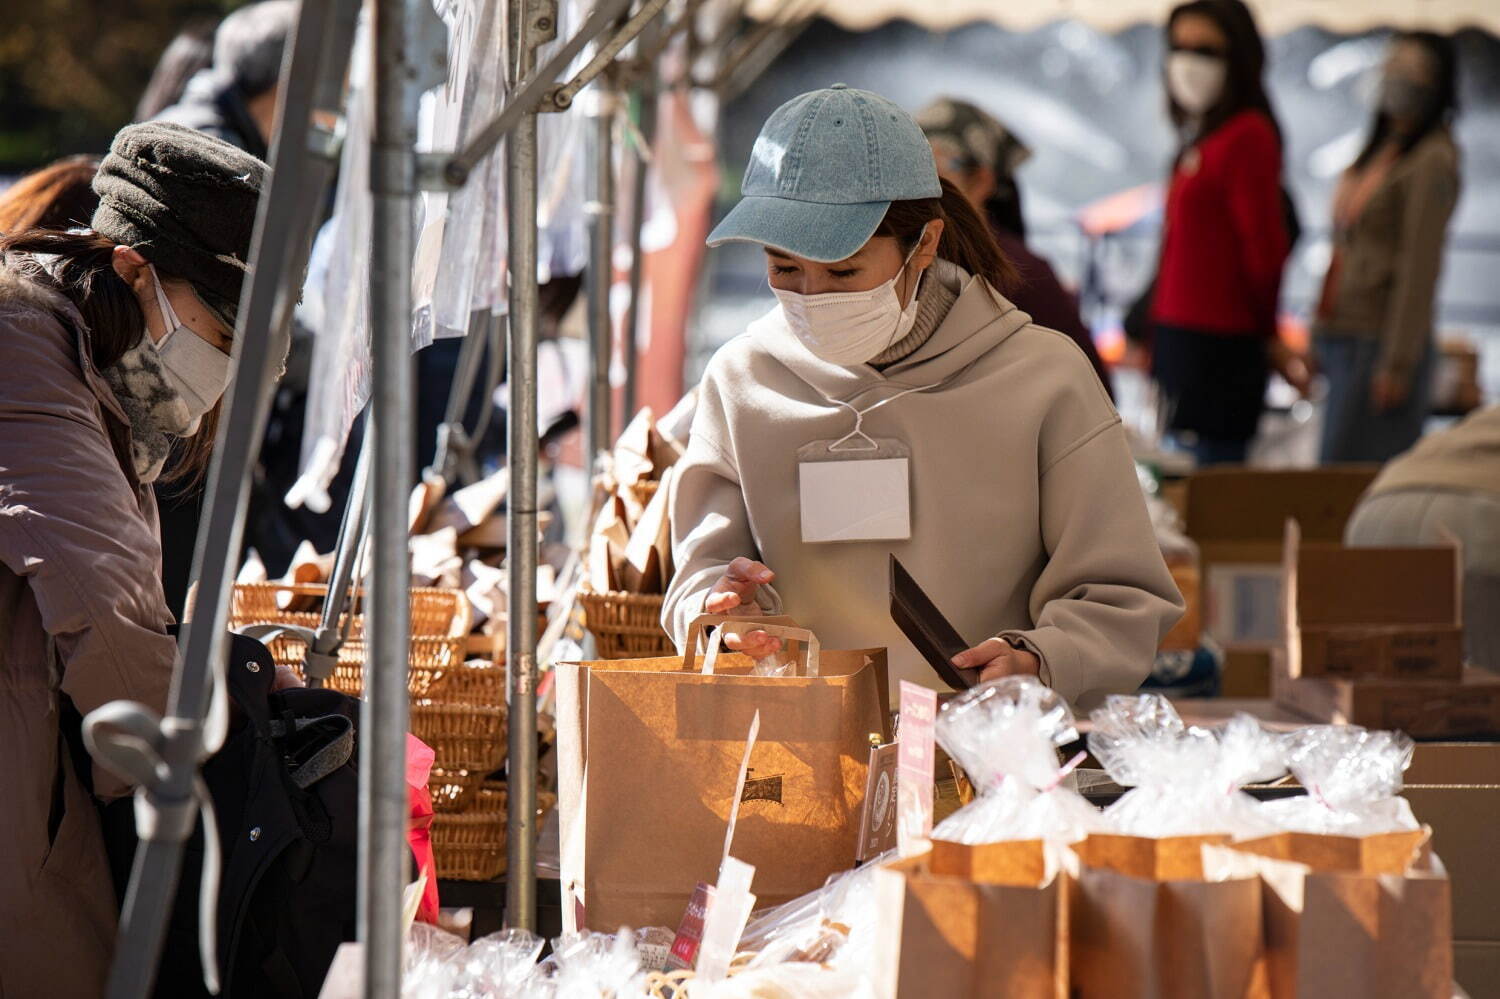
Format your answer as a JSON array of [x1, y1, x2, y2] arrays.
[[664, 267, 1183, 706]]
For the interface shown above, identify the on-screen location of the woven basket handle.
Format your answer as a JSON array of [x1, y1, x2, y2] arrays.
[[683, 614, 821, 677]]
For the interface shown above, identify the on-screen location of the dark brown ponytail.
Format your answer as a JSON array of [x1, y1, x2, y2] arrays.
[[876, 177, 1018, 295]]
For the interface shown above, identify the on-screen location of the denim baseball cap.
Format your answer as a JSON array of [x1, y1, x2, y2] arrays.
[[708, 85, 942, 263]]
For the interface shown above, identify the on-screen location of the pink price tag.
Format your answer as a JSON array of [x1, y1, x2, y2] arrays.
[[896, 681, 937, 857], [667, 881, 716, 970]]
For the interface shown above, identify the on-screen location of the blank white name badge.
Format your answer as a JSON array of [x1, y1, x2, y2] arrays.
[[797, 438, 912, 543]]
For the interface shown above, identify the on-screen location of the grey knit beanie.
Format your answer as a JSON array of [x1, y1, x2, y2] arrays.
[[91, 121, 268, 327]]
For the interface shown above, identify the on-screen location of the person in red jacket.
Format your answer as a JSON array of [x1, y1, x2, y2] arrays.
[[1149, 0, 1305, 465]]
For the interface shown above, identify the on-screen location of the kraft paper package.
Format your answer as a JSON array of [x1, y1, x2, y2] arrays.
[[555, 617, 889, 933], [1072, 695, 1288, 999], [873, 678, 1093, 999], [1204, 724, 1450, 999]]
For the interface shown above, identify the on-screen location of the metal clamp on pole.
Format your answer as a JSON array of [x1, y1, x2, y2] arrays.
[[542, 0, 674, 112], [446, 0, 634, 183]]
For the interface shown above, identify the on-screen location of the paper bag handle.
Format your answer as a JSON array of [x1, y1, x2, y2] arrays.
[[683, 614, 822, 677]]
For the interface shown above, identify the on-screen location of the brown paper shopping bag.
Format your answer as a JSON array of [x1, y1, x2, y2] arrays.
[[873, 840, 1068, 999], [1204, 830, 1451, 999], [556, 617, 889, 931], [1071, 835, 1270, 999]]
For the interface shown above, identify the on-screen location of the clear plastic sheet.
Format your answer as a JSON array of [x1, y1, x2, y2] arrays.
[[930, 677, 1101, 846], [1261, 725, 1420, 835], [415, 0, 510, 344], [295, 16, 373, 506], [1088, 694, 1287, 838]]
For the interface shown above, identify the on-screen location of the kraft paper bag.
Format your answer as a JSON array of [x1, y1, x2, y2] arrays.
[[556, 623, 889, 932], [873, 841, 1068, 999], [1204, 832, 1451, 999], [1071, 835, 1270, 999]]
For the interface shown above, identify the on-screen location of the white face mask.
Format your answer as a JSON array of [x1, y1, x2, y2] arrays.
[[148, 264, 233, 430], [1167, 51, 1227, 116], [773, 230, 929, 367]]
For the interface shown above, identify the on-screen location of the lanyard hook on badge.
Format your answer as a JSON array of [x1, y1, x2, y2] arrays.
[[825, 380, 945, 453]]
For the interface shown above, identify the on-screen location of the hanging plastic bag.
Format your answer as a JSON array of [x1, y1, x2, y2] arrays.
[[1088, 694, 1286, 838], [1261, 725, 1420, 835], [931, 676, 1100, 846]]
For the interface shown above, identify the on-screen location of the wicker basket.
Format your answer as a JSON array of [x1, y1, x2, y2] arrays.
[[229, 583, 471, 638], [250, 635, 475, 699], [431, 785, 557, 882], [578, 588, 673, 659], [411, 702, 507, 773], [427, 768, 488, 813]]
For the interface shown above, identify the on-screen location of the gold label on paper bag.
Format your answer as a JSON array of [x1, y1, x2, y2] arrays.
[[741, 773, 783, 805]]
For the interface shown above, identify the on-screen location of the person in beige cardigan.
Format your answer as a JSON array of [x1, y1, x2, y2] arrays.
[[663, 87, 1183, 707], [1314, 32, 1462, 463]]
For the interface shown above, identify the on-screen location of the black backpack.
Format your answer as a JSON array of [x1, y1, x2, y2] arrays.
[[100, 632, 360, 998]]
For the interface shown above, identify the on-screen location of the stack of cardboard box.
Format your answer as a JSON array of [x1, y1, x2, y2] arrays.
[[1273, 519, 1500, 739], [1183, 468, 1377, 696]]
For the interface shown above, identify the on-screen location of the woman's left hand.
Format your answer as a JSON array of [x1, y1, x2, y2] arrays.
[[951, 638, 1041, 683]]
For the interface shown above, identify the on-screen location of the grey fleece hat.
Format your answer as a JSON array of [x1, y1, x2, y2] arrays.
[[91, 121, 268, 327]]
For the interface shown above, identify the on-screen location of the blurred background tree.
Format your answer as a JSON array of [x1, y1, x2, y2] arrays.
[[0, 0, 236, 171]]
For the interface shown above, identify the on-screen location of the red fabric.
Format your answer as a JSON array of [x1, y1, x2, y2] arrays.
[[406, 734, 440, 924], [1151, 110, 1289, 338]]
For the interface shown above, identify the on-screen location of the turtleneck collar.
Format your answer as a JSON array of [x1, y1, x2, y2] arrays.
[[870, 258, 965, 369]]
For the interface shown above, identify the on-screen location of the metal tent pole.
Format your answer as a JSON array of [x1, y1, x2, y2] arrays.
[[364, 0, 423, 991], [584, 68, 618, 467], [505, 0, 551, 933], [621, 72, 658, 422], [86, 0, 359, 994], [305, 433, 372, 686]]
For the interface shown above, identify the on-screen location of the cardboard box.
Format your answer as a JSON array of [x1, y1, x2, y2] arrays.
[[1185, 468, 1378, 693], [1283, 522, 1464, 681], [1272, 653, 1500, 739]]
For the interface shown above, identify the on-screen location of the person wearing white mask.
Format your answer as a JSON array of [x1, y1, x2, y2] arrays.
[[0, 122, 293, 996], [1147, 0, 1304, 467], [1313, 32, 1461, 463], [663, 86, 1183, 706]]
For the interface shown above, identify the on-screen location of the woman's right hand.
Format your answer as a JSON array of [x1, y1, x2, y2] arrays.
[[704, 557, 783, 657]]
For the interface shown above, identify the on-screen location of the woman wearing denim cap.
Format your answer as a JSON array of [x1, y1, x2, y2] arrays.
[[663, 86, 1183, 706]]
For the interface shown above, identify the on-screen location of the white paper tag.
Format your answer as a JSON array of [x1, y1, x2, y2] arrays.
[[798, 457, 911, 543]]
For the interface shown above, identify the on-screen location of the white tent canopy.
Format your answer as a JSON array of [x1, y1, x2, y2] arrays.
[[745, 0, 1500, 36]]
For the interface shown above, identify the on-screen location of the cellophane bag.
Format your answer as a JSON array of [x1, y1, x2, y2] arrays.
[[931, 676, 1100, 845], [403, 925, 544, 999], [738, 859, 884, 977], [1261, 725, 1420, 835], [516, 929, 645, 999], [1088, 694, 1285, 838]]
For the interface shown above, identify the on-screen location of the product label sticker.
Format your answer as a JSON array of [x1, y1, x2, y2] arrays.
[[857, 742, 899, 862], [896, 681, 937, 858]]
